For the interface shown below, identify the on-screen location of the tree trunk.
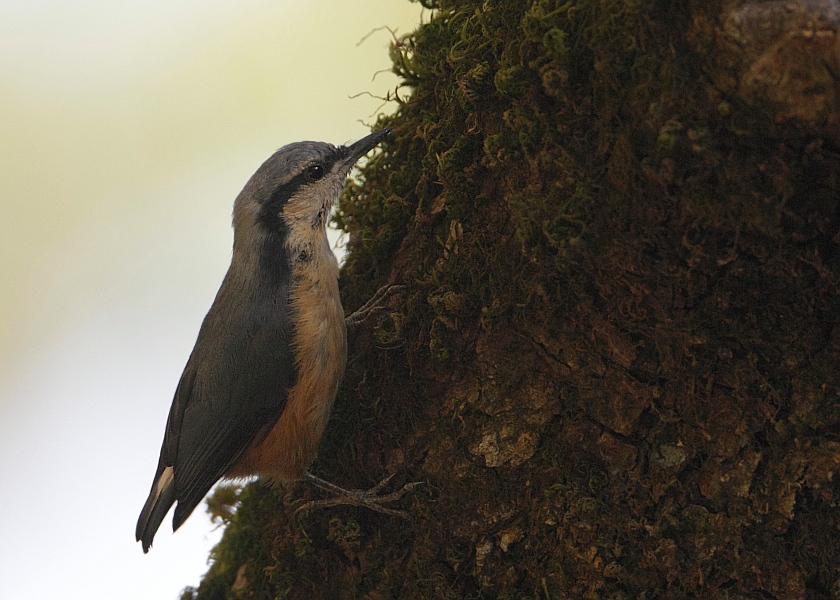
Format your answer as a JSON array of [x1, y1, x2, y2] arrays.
[[186, 1, 840, 598]]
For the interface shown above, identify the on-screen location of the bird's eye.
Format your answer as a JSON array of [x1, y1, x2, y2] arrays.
[[305, 164, 325, 181]]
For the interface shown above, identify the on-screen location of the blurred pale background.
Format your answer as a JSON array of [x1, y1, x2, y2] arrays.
[[0, 1, 422, 598]]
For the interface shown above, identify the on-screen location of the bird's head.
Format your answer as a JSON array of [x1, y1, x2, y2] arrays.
[[232, 129, 390, 255]]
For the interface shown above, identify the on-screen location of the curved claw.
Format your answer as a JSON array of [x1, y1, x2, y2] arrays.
[[345, 284, 406, 335], [295, 471, 423, 519]]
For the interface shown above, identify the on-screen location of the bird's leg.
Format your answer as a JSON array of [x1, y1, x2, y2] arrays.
[[344, 284, 405, 336], [295, 471, 423, 518]]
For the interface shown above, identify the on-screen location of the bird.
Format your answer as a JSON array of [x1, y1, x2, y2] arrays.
[[136, 128, 396, 553]]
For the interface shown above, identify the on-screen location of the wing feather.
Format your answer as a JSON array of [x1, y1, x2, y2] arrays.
[[138, 267, 296, 545]]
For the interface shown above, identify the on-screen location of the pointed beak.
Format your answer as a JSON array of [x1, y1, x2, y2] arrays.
[[341, 128, 391, 169]]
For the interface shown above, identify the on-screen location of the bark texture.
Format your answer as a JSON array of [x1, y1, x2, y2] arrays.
[[185, 1, 840, 598]]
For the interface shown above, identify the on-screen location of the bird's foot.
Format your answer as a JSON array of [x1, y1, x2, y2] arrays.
[[295, 471, 422, 519], [344, 284, 405, 335]]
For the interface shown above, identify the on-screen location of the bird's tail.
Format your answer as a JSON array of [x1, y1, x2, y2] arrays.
[[136, 465, 176, 553]]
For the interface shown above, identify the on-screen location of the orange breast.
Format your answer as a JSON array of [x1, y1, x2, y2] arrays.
[[226, 241, 347, 482], [226, 383, 328, 481]]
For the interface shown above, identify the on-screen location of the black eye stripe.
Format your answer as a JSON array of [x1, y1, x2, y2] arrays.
[[261, 174, 304, 217], [258, 153, 343, 233]]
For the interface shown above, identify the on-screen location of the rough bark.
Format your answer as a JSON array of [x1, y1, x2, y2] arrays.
[[184, 1, 840, 598]]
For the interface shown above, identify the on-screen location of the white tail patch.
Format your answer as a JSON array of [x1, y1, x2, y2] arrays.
[[153, 466, 174, 502]]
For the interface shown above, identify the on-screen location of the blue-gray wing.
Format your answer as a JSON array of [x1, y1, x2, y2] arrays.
[[136, 273, 295, 549]]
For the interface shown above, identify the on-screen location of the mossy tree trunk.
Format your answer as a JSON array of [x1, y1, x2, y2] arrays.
[[186, 1, 840, 598]]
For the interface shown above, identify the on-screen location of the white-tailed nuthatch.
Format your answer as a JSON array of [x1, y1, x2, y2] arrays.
[[136, 129, 391, 552]]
